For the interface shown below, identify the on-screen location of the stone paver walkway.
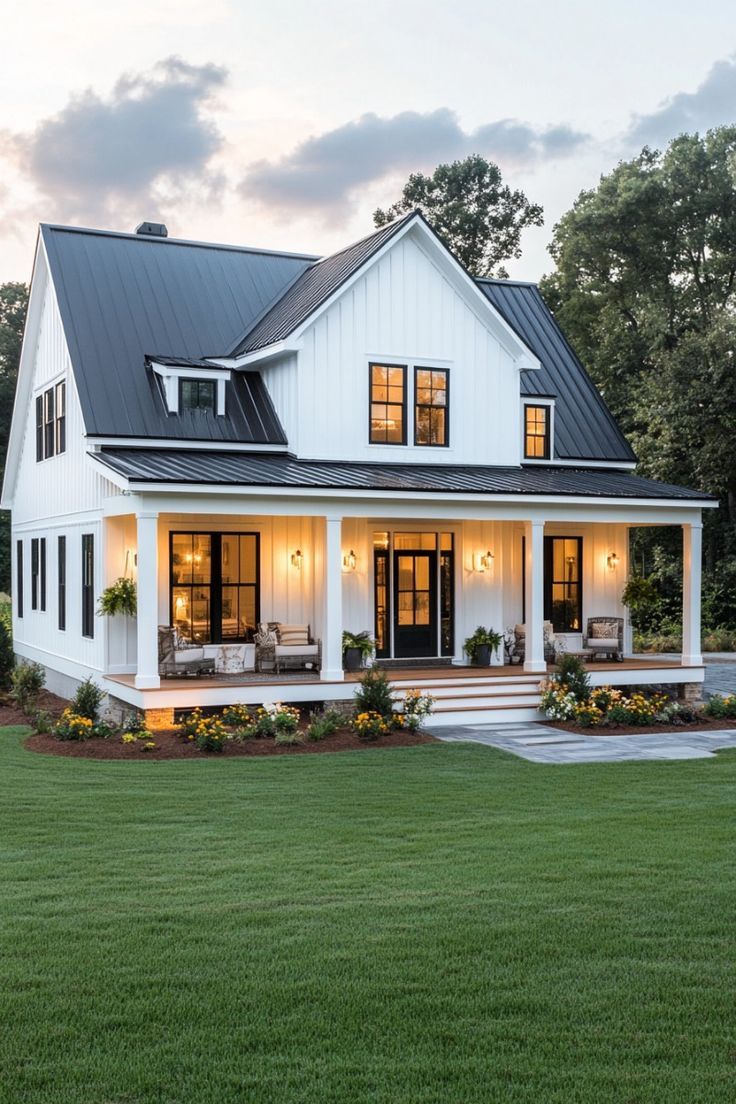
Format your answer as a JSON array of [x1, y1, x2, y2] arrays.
[[433, 721, 736, 763]]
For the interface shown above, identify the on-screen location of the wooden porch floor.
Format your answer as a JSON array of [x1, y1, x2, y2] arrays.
[[106, 658, 685, 692]]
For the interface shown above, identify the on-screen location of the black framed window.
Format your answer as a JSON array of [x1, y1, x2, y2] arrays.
[[35, 382, 66, 460], [58, 536, 66, 631], [180, 379, 216, 412], [82, 534, 94, 638], [40, 538, 46, 611], [43, 389, 55, 459], [31, 539, 39, 610], [35, 397, 43, 461], [415, 368, 449, 447], [544, 536, 582, 632], [55, 382, 66, 455], [170, 532, 259, 644], [16, 540, 23, 618], [369, 363, 406, 444], [524, 404, 550, 460]]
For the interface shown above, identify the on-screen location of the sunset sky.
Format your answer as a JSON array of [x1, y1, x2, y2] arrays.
[[2, 0, 736, 283]]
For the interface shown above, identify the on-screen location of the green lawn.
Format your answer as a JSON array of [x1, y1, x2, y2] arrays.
[[2, 728, 734, 1103]]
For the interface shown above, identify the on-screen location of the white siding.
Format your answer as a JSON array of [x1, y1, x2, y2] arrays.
[[280, 234, 521, 464], [260, 354, 299, 451], [11, 274, 119, 678]]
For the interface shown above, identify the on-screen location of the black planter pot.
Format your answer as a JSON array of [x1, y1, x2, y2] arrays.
[[343, 647, 363, 672], [474, 644, 492, 667]]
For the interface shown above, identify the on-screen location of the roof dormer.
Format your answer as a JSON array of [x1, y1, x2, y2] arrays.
[[149, 360, 229, 416]]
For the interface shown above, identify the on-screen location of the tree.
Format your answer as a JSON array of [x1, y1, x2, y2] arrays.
[[0, 282, 29, 595], [540, 128, 736, 628], [373, 154, 543, 277]]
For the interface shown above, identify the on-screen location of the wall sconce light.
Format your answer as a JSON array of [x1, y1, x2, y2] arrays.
[[473, 550, 494, 572], [124, 549, 138, 577], [342, 549, 357, 572], [607, 551, 620, 571], [291, 549, 303, 570]]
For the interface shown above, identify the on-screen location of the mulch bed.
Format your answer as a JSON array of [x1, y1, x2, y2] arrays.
[[0, 690, 68, 728], [24, 726, 437, 760], [547, 716, 736, 737]]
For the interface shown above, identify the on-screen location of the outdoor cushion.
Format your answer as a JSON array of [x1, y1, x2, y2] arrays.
[[274, 643, 319, 656], [175, 647, 205, 663], [278, 624, 310, 645], [591, 622, 618, 639], [587, 638, 618, 649]]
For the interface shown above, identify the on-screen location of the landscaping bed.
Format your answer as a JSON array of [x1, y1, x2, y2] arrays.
[[25, 724, 436, 759], [546, 715, 736, 737], [0, 688, 66, 728]]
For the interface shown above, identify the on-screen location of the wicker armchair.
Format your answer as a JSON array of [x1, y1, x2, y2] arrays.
[[513, 621, 557, 664], [583, 617, 624, 662], [158, 626, 215, 679], [254, 622, 322, 674]]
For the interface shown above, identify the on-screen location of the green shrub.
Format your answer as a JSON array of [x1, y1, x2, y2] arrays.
[[274, 729, 304, 747], [222, 704, 253, 728], [704, 694, 736, 719], [10, 662, 45, 715], [306, 709, 342, 741], [554, 654, 591, 701], [33, 709, 53, 734], [702, 627, 736, 652], [71, 677, 104, 721], [55, 708, 95, 741], [0, 616, 14, 690], [353, 667, 395, 720], [92, 720, 118, 739]]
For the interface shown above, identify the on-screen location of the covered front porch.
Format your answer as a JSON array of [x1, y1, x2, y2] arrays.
[[99, 487, 706, 721]]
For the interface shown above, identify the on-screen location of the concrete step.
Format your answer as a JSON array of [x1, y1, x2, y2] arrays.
[[424, 703, 542, 726]]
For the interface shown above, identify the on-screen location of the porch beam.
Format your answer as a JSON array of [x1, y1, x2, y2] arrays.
[[134, 511, 160, 689], [524, 519, 546, 673], [321, 515, 344, 682], [682, 521, 703, 667]]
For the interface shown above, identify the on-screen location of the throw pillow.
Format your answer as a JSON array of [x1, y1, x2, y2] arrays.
[[591, 622, 617, 639]]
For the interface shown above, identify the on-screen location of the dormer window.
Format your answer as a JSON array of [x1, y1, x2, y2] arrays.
[[149, 360, 229, 416], [180, 379, 216, 412], [524, 402, 552, 461]]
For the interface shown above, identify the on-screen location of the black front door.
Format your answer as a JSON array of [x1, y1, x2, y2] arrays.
[[393, 551, 437, 658]]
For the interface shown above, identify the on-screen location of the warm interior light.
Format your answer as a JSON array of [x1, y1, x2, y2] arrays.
[[607, 551, 620, 570], [342, 549, 357, 572], [291, 549, 303, 570], [473, 550, 494, 572]]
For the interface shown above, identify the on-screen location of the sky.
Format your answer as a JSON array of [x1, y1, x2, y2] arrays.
[[1, 0, 736, 284]]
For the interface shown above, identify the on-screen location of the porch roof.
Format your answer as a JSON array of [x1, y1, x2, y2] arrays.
[[94, 448, 715, 502]]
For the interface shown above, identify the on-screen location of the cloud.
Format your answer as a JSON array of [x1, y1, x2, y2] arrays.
[[240, 109, 589, 217], [626, 54, 736, 148], [16, 56, 227, 224]]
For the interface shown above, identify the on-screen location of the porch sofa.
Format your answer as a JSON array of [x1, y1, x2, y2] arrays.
[[254, 622, 322, 674]]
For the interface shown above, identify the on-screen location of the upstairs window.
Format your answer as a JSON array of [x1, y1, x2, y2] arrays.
[[180, 379, 216, 412], [35, 381, 66, 461], [415, 368, 449, 447], [524, 403, 551, 460], [370, 364, 406, 444]]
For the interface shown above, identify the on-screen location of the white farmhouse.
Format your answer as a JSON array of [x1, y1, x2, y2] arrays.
[[1, 212, 714, 724]]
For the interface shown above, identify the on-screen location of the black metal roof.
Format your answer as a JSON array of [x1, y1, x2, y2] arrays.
[[230, 212, 416, 356], [42, 225, 314, 442], [95, 448, 713, 501], [478, 280, 636, 465]]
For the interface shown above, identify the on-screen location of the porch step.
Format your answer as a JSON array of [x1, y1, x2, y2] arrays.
[[390, 669, 544, 726], [377, 658, 453, 670], [424, 703, 543, 726]]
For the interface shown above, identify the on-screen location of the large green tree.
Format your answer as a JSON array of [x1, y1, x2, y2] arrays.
[[374, 154, 543, 277], [541, 128, 736, 625], [0, 282, 29, 595]]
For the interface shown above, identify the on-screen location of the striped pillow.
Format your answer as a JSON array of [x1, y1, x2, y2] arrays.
[[278, 623, 310, 646]]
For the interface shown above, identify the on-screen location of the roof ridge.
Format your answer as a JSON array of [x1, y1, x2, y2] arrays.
[[309, 210, 415, 268], [476, 276, 539, 288], [40, 223, 320, 262]]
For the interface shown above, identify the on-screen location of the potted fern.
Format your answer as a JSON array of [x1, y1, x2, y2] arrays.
[[98, 578, 137, 618], [342, 630, 374, 672], [463, 625, 503, 667]]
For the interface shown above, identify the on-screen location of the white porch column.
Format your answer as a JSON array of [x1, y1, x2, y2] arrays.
[[135, 511, 160, 689], [321, 515, 344, 682], [682, 521, 703, 667], [524, 519, 546, 673]]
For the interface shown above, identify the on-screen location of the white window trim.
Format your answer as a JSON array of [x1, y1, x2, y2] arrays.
[[366, 354, 453, 451], [149, 362, 230, 416], [521, 397, 555, 464]]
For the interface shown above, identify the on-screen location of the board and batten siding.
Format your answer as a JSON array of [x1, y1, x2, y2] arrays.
[[275, 234, 521, 463]]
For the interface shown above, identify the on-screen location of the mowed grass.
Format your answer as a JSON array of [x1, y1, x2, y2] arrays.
[[2, 729, 735, 1104]]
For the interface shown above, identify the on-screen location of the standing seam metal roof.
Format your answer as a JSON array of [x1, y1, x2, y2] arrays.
[[95, 448, 712, 500]]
